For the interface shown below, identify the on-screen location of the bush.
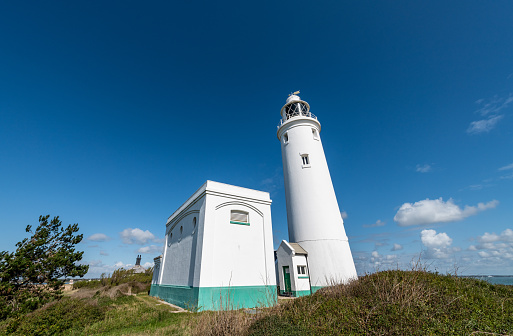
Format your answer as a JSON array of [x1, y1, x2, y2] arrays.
[[247, 270, 513, 335], [73, 267, 153, 291], [1, 297, 104, 335]]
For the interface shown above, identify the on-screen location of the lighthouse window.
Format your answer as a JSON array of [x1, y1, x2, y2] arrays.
[[312, 128, 319, 140], [230, 210, 250, 225], [283, 133, 289, 144], [167, 232, 172, 247], [301, 154, 310, 167]]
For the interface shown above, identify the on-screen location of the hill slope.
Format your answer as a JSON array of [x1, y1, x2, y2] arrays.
[[246, 270, 513, 335]]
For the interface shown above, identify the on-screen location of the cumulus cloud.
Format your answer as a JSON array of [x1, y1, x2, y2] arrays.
[[421, 230, 452, 249], [142, 261, 154, 268], [120, 228, 158, 245], [341, 211, 348, 219], [363, 219, 385, 228], [391, 243, 403, 251], [420, 229, 456, 259], [394, 198, 498, 226], [467, 115, 504, 134], [87, 233, 110, 242], [85, 260, 132, 277], [472, 229, 513, 251], [137, 245, 163, 254], [416, 164, 432, 173]]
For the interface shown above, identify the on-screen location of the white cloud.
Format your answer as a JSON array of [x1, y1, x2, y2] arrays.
[[421, 230, 452, 249], [371, 251, 379, 258], [475, 229, 513, 249], [394, 198, 498, 226], [475, 94, 513, 116], [391, 243, 403, 251], [466, 229, 513, 268], [363, 219, 385, 228], [416, 164, 432, 173], [499, 163, 513, 171], [137, 245, 163, 254], [100, 250, 109, 256], [120, 228, 158, 245], [142, 262, 154, 268], [467, 115, 504, 134], [87, 233, 110, 242], [341, 211, 348, 219], [420, 229, 456, 259]]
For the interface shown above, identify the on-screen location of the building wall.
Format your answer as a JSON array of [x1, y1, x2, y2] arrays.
[[151, 181, 277, 311], [151, 256, 162, 285], [276, 241, 311, 297], [160, 203, 203, 287], [291, 254, 310, 296]]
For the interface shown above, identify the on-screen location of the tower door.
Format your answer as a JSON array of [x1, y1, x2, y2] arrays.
[[283, 266, 291, 293]]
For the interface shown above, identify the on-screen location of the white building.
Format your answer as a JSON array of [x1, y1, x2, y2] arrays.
[[150, 181, 276, 311], [276, 241, 311, 296], [276, 93, 357, 294]]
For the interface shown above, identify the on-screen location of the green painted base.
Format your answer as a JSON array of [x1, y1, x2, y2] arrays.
[[150, 284, 277, 311], [311, 286, 324, 293], [278, 286, 326, 298], [279, 289, 312, 297]]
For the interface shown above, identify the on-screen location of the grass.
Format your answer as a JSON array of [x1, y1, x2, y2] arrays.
[[1, 268, 512, 335], [245, 270, 513, 336], [0, 293, 191, 335]]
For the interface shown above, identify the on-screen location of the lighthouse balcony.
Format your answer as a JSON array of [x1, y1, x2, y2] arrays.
[[279, 111, 317, 126]]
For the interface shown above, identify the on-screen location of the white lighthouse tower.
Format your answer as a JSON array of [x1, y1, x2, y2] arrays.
[[277, 93, 357, 291]]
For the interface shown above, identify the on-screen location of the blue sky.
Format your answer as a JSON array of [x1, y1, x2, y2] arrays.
[[1, 1, 512, 277]]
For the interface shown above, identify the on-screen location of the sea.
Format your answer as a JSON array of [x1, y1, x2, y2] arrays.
[[462, 276, 513, 286]]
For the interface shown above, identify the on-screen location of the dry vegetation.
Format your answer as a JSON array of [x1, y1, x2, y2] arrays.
[[2, 267, 513, 335], [190, 269, 513, 336]]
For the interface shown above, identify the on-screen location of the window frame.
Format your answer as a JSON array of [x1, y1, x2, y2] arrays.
[[297, 265, 308, 278], [301, 154, 311, 168], [230, 210, 250, 226]]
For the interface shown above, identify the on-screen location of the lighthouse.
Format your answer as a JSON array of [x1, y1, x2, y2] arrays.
[[276, 93, 357, 292]]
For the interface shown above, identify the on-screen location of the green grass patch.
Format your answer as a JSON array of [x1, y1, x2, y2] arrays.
[[0, 293, 190, 336]]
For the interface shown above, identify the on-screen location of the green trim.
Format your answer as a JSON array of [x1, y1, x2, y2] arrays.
[[298, 276, 309, 279], [292, 290, 310, 297], [230, 221, 250, 225], [311, 286, 324, 293], [150, 284, 276, 311], [279, 289, 310, 297]]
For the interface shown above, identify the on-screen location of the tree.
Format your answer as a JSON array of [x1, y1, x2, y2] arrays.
[[0, 215, 89, 319]]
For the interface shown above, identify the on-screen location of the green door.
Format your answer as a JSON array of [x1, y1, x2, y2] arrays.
[[283, 266, 291, 293]]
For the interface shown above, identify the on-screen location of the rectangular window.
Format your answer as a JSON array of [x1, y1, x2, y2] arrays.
[[301, 154, 310, 167], [283, 132, 289, 144], [230, 210, 250, 225], [312, 128, 319, 140], [297, 265, 307, 275]]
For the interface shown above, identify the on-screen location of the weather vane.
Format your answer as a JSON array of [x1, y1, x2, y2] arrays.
[[289, 90, 300, 96]]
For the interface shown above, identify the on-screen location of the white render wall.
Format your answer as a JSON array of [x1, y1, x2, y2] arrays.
[[277, 96, 357, 287], [157, 181, 276, 289], [199, 182, 275, 288], [276, 241, 311, 295]]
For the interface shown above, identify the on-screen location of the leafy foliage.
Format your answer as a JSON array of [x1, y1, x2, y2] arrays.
[[0, 215, 88, 320]]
